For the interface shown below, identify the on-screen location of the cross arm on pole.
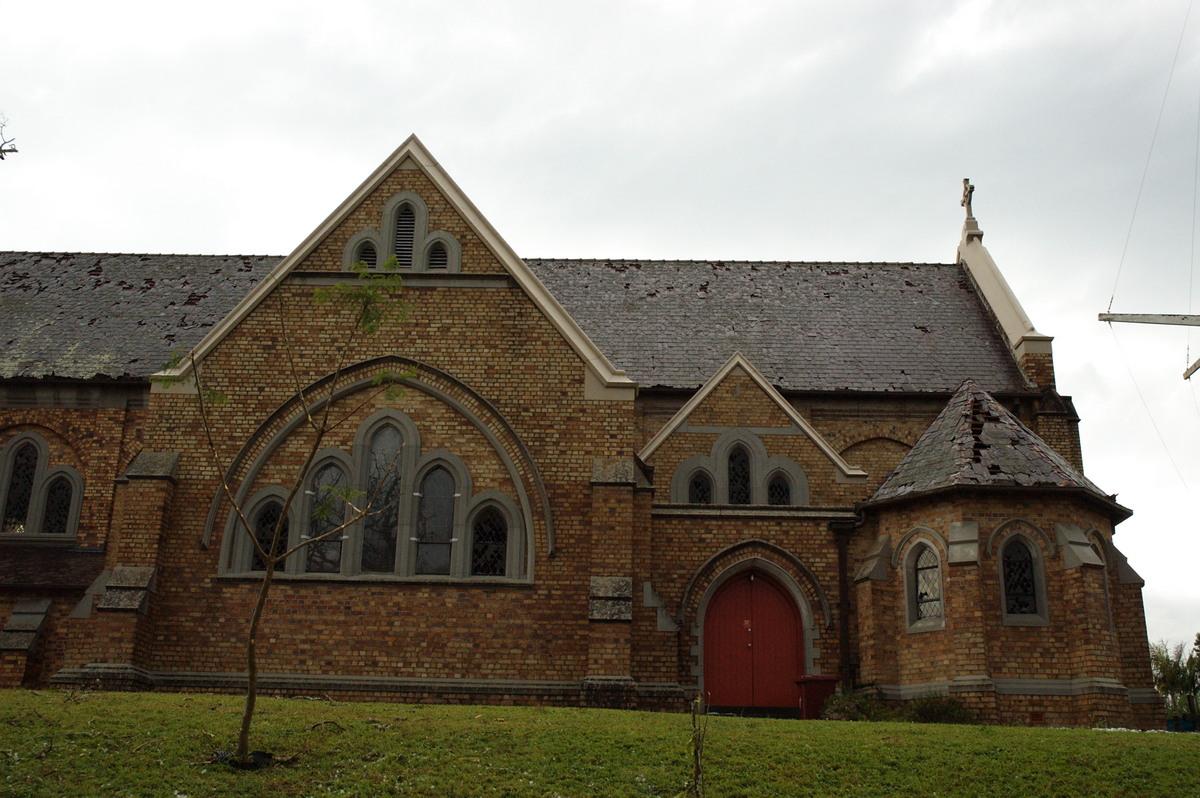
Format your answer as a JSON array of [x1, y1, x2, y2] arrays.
[[1098, 313, 1200, 326]]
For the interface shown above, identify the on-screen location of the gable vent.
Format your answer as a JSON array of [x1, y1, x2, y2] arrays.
[[427, 242, 448, 270], [394, 206, 416, 268], [357, 242, 377, 269]]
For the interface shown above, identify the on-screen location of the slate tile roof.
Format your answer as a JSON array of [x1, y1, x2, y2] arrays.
[[1, 253, 1031, 394], [526, 259, 1031, 393], [0, 252, 279, 379], [868, 380, 1113, 505]]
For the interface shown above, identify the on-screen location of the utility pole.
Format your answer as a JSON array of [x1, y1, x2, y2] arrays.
[[1098, 313, 1200, 378]]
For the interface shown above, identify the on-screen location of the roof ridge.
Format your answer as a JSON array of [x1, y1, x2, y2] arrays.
[[523, 257, 956, 267], [0, 251, 283, 259]]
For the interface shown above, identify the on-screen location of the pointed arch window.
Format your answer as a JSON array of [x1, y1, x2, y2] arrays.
[[251, 500, 288, 572], [1002, 539, 1037, 615], [3, 443, 37, 535], [728, 446, 751, 505], [394, 205, 416, 269], [688, 471, 713, 505], [305, 463, 346, 574], [904, 539, 945, 632], [471, 506, 508, 576], [767, 474, 790, 506], [41, 476, 74, 537], [224, 412, 524, 580], [416, 467, 455, 575], [362, 426, 402, 573], [0, 434, 83, 539], [914, 546, 942, 620]]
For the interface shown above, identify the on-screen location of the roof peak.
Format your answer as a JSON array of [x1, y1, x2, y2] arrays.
[[867, 381, 1124, 515]]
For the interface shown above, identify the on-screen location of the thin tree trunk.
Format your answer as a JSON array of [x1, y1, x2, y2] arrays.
[[236, 561, 275, 760]]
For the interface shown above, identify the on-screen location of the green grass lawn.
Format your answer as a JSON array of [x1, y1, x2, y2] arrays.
[[0, 689, 1197, 797]]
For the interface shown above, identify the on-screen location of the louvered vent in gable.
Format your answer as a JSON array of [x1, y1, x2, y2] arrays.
[[394, 206, 416, 268], [356, 242, 378, 269], [427, 241, 448, 270]]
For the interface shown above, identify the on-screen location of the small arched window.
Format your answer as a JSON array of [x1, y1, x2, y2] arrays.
[[305, 464, 346, 573], [416, 467, 455, 575], [251, 501, 288, 572], [3, 443, 38, 534], [471, 506, 508, 576], [728, 446, 750, 505], [394, 205, 416, 269], [362, 426, 402, 573], [688, 472, 713, 505], [427, 241, 448, 270], [767, 473, 790, 506], [41, 475, 74, 536], [914, 546, 942, 620], [356, 242, 378, 270], [1002, 539, 1037, 615]]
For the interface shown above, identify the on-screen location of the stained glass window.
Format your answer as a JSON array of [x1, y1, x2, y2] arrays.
[[1003, 539, 1037, 615], [251, 501, 288, 572], [305, 464, 346, 573], [361, 426, 401, 573], [471, 507, 507, 576], [728, 447, 750, 505], [767, 474, 790, 506], [3, 443, 37, 534], [688, 472, 712, 504], [42, 475, 73, 535], [417, 467, 455, 575], [914, 546, 942, 620]]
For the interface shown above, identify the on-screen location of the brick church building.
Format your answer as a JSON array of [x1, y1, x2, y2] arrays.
[[0, 137, 1161, 727]]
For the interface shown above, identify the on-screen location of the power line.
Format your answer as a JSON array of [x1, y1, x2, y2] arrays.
[[1109, 0, 1195, 313]]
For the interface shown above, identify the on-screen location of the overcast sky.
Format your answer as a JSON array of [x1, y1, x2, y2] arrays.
[[3, 1, 1198, 647]]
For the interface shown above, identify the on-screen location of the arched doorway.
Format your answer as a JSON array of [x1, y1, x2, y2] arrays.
[[703, 569, 804, 711]]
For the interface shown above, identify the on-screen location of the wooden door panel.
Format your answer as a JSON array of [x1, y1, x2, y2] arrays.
[[703, 570, 803, 710], [703, 573, 754, 706]]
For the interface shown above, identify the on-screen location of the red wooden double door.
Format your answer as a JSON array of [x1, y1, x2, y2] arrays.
[[703, 570, 804, 710]]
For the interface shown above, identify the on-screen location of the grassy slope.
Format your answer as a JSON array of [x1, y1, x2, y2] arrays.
[[0, 690, 1197, 797]]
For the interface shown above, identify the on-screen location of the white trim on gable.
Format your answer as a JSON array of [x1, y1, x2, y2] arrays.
[[637, 352, 868, 483], [151, 135, 636, 398]]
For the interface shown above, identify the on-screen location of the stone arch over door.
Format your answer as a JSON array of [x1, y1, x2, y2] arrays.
[[702, 567, 804, 709], [680, 541, 830, 707]]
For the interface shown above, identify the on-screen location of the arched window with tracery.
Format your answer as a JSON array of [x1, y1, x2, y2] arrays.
[[728, 446, 750, 505], [0, 434, 82, 539], [251, 500, 288, 572], [1002, 538, 1037, 615], [689, 471, 713, 504], [767, 473, 790, 506], [41, 475, 74, 537], [3, 442, 37, 534], [913, 545, 942, 620], [362, 426, 402, 573], [416, 467, 455, 575], [471, 506, 508, 576], [305, 463, 346, 573]]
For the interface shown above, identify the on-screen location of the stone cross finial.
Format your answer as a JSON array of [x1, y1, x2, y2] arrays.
[[961, 178, 975, 218]]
